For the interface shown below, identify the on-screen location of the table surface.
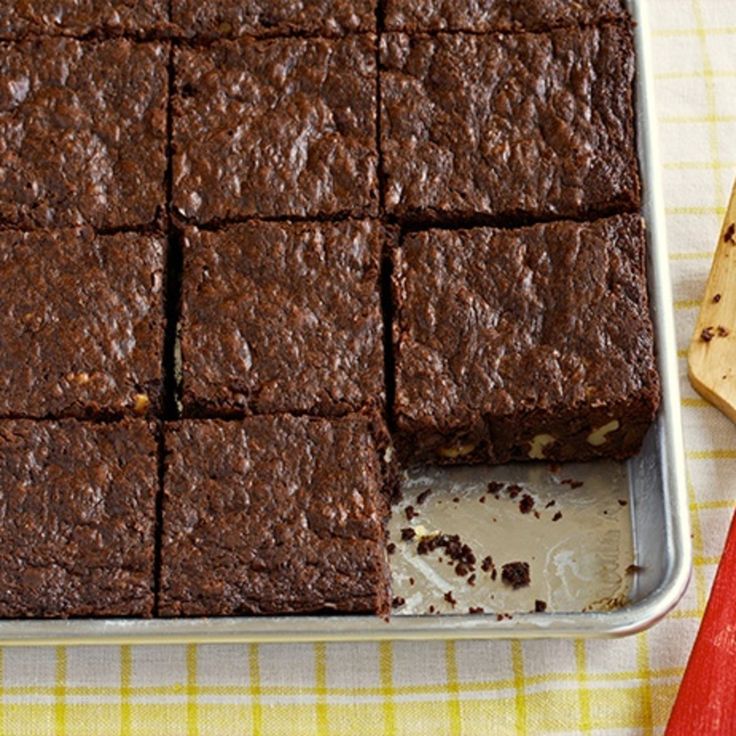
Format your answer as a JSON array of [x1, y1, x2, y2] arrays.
[[1, 1, 734, 734]]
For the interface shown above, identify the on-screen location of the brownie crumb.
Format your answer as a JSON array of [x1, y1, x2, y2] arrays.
[[561, 478, 584, 489], [714, 293, 722, 303], [534, 600, 547, 613], [519, 493, 535, 514], [545, 500, 556, 508], [725, 223, 736, 243], [479, 496, 486, 503], [452, 497, 460, 503], [618, 499, 628, 506], [501, 562, 531, 590], [467, 573, 476, 586], [469, 606, 484, 614], [496, 613, 504, 621], [409, 577, 415, 586], [718, 325, 730, 337], [701, 326, 715, 342], [392, 596, 406, 609], [552, 511, 563, 522], [455, 562, 470, 576], [400, 527, 416, 541], [416, 488, 432, 505], [487, 481, 504, 498], [481, 555, 494, 573], [405, 505, 419, 521], [444, 591, 457, 608], [507, 484, 522, 499], [626, 564, 645, 575], [428, 605, 435, 614], [491, 569, 497, 581], [387, 542, 396, 555], [417, 533, 476, 573]]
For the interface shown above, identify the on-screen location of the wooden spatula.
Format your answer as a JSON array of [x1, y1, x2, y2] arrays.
[[666, 182, 736, 734]]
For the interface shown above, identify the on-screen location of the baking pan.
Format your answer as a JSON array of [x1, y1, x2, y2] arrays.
[[0, 0, 690, 644]]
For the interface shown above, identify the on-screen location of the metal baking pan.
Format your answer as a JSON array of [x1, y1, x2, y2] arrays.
[[0, 0, 689, 644]]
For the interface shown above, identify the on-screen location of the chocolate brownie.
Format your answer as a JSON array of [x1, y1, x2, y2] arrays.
[[159, 415, 392, 616], [0, 1, 168, 39], [180, 220, 384, 417], [392, 214, 660, 465], [172, 36, 378, 223], [0, 38, 167, 229], [172, 0, 375, 38], [384, 0, 628, 33], [0, 419, 157, 617], [380, 25, 640, 224], [0, 228, 165, 418]]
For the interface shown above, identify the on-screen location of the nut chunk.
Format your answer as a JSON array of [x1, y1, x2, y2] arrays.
[[173, 36, 378, 223], [392, 214, 660, 465], [180, 220, 384, 417], [0, 39, 167, 229], [160, 415, 392, 617], [380, 25, 640, 223], [0, 228, 165, 419], [0, 420, 157, 618]]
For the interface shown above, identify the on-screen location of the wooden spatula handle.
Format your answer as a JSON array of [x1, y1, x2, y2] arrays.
[[666, 509, 736, 734]]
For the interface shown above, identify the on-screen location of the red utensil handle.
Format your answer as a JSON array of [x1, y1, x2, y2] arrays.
[[667, 509, 736, 734]]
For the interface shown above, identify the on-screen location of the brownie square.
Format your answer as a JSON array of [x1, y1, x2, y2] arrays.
[[380, 25, 640, 224], [180, 220, 384, 417], [0, 228, 165, 418], [0, 419, 157, 618], [159, 415, 392, 616], [172, 36, 378, 223], [0, 1, 168, 39], [384, 0, 628, 33], [0, 39, 167, 230], [392, 214, 660, 465], [172, 0, 376, 38]]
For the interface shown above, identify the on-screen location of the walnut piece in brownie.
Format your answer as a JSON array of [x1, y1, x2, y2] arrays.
[[384, 0, 627, 32], [0, 420, 157, 618], [159, 415, 392, 617], [180, 221, 384, 417], [392, 214, 660, 465], [172, 0, 376, 38], [380, 25, 639, 223], [0, 1, 168, 39], [173, 36, 378, 223], [0, 39, 167, 229], [0, 228, 165, 419]]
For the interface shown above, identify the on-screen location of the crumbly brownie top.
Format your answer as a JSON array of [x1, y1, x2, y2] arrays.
[[384, 0, 628, 32], [0, 1, 168, 39], [0, 38, 167, 229], [172, 0, 376, 38], [393, 214, 659, 432], [159, 415, 391, 616], [172, 35, 378, 223], [0, 228, 165, 418], [0, 419, 157, 618], [181, 220, 384, 417], [380, 24, 640, 223]]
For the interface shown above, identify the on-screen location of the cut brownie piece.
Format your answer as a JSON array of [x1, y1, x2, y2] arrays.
[[180, 220, 384, 417], [380, 25, 640, 224], [0, 1, 168, 39], [384, 0, 628, 33], [0, 228, 165, 418], [0, 39, 167, 230], [172, 36, 378, 223], [0, 419, 157, 618], [172, 0, 375, 38], [159, 415, 392, 617], [392, 214, 660, 465]]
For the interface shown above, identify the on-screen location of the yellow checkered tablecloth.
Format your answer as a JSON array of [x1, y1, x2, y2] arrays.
[[1, 1, 734, 734]]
